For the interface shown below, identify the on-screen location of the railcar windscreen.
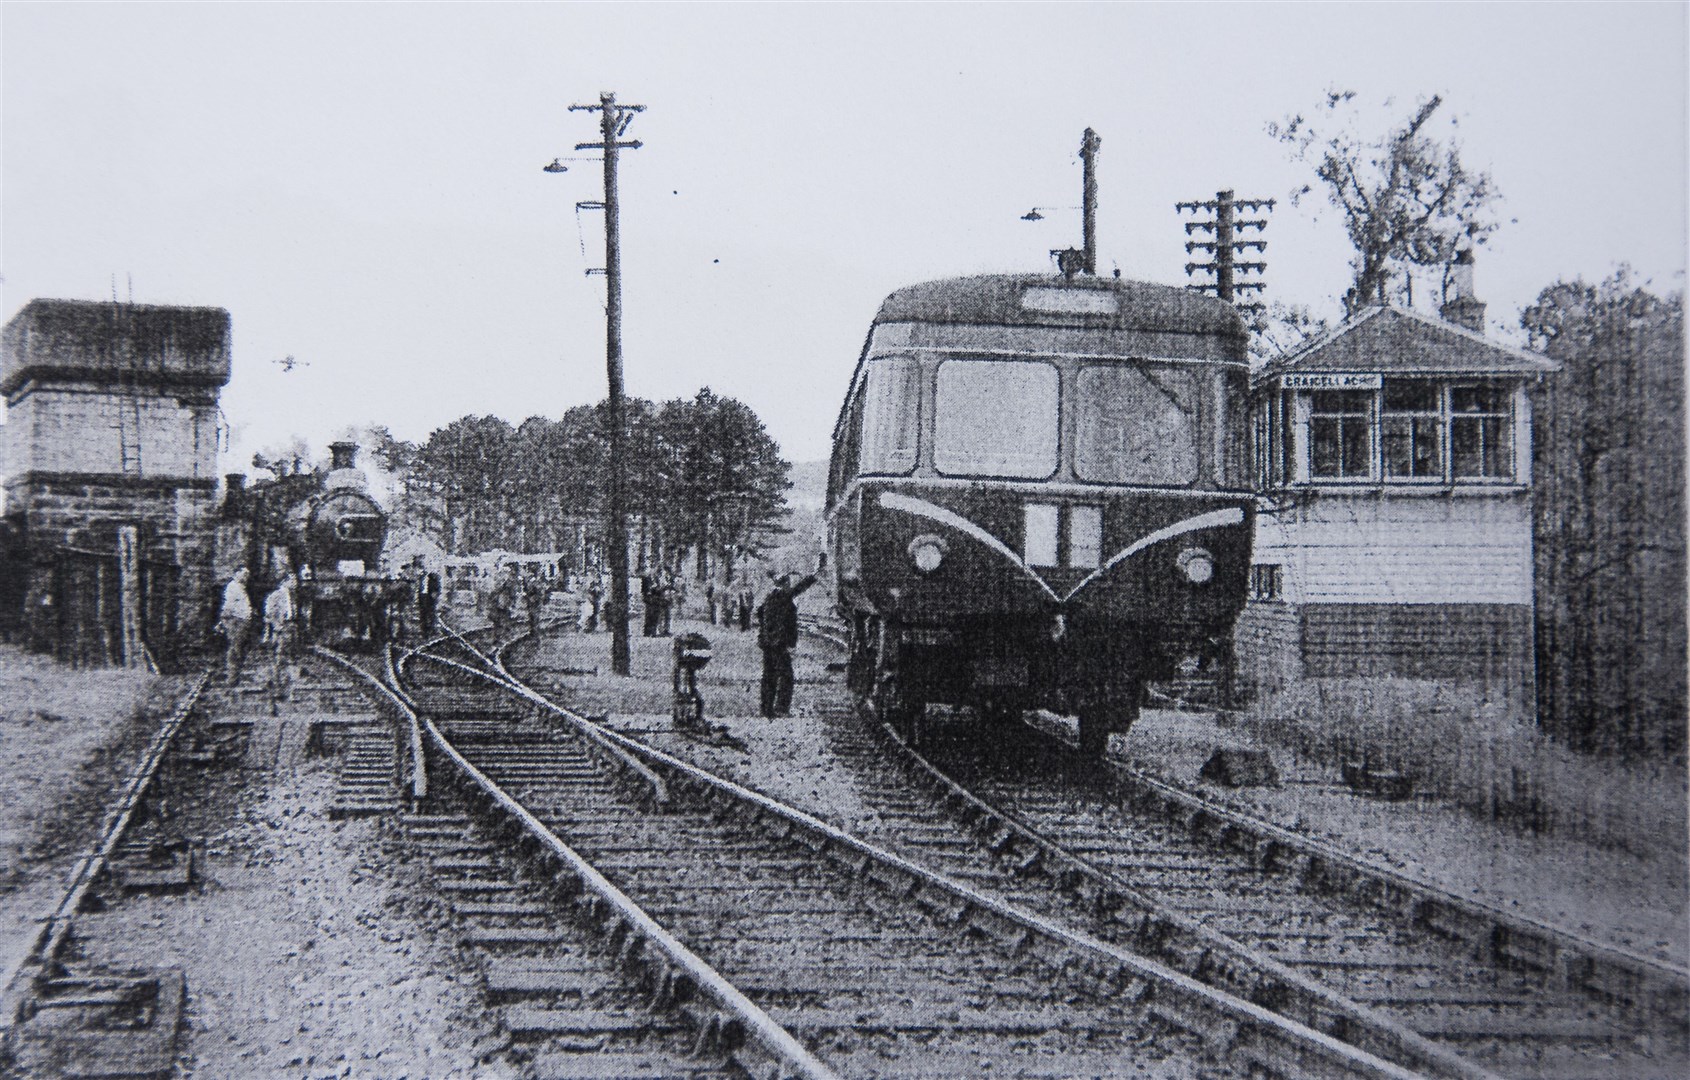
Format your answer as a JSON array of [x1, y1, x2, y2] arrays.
[[860, 357, 920, 475], [1074, 365, 1200, 484], [933, 360, 1059, 478]]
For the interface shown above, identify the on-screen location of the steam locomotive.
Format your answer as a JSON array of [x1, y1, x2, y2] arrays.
[[826, 274, 1254, 754], [234, 441, 411, 650]]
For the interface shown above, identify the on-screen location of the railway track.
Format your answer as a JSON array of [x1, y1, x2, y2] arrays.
[[784, 617, 1689, 1080], [386, 634, 1435, 1079], [0, 668, 213, 1077]]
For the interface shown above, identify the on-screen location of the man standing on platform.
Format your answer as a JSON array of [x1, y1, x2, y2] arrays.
[[262, 575, 296, 713], [217, 567, 252, 684], [756, 552, 826, 719]]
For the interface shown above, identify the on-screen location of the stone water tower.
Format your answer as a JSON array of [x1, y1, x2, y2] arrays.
[[1, 298, 231, 663]]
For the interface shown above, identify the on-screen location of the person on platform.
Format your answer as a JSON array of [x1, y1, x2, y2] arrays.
[[489, 568, 517, 640], [586, 576, 604, 632], [639, 570, 661, 638], [417, 569, 441, 639], [756, 553, 826, 719], [217, 568, 253, 684], [659, 573, 678, 636], [262, 575, 296, 712], [523, 569, 545, 637], [738, 582, 755, 633]]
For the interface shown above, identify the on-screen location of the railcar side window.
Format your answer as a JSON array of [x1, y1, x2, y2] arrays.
[[859, 357, 919, 475], [1074, 365, 1199, 485], [933, 360, 1059, 478], [1309, 390, 1373, 479], [1450, 385, 1513, 479]]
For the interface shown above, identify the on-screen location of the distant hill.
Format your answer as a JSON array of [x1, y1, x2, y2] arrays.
[[785, 459, 828, 511]]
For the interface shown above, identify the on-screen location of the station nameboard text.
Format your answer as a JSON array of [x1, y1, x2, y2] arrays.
[[1281, 372, 1382, 390]]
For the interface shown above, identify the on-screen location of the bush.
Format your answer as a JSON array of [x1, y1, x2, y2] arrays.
[[1245, 677, 1688, 862]]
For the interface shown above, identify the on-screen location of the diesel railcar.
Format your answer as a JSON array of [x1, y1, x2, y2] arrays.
[[826, 274, 1253, 754]]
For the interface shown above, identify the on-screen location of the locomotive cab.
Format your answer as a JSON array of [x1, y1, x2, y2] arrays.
[[826, 275, 1254, 753]]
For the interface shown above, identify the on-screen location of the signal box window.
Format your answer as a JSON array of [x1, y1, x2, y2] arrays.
[[859, 357, 919, 475], [1451, 386, 1513, 479], [1074, 365, 1199, 485], [1309, 390, 1372, 480], [1382, 379, 1442, 480], [934, 360, 1059, 478]]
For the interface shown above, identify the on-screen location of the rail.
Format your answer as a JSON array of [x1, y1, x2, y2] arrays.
[[800, 614, 1689, 1028], [310, 646, 427, 803], [0, 667, 212, 1035], [472, 644, 1428, 1080], [415, 707, 837, 1080], [404, 649, 670, 808], [1105, 758, 1690, 1022]]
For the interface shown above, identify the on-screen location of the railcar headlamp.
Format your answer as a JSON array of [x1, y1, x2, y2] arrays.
[[1176, 546, 1215, 585], [908, 534, 948, 574]]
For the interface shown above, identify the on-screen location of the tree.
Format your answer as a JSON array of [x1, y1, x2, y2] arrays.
[[1247, 301, 1333, 367], [1523, 270, 1685, 759], [410, 415, 516, 554], [1270, 91, 1502, 317]]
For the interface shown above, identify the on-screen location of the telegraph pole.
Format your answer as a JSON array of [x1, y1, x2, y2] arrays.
[[1177, 189, 1273, 305], [570, 90, 644, 676]]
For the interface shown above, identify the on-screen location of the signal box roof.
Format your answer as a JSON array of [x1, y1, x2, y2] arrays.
[[1, 298, 232, 396], [874, 274, 1246, 340], [1255, 304, 1559, 387]]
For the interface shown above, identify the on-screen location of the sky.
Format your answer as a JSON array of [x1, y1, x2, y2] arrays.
[[3, 2, 1685, 471]]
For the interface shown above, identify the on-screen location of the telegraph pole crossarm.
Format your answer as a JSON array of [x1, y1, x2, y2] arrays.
[[1177, 188, 1274, 306]]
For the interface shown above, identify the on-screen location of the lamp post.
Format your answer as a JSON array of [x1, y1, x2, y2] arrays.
[[1020, 128, 1101, 278]]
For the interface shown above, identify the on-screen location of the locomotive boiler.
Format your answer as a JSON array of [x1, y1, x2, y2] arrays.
[[826, 274, 1254, 755]]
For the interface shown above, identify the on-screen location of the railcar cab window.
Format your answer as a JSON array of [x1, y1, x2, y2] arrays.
[[859, 357, 919, 475], [1309, 390, 1373, 480], [934, 359, 1059, 478], [1074, 365, 1200, 485]]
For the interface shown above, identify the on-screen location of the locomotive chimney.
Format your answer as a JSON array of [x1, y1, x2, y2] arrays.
[[329, 441, 360, 471], [221, 473, 247, 518], [1440, 248, 1487, 334]]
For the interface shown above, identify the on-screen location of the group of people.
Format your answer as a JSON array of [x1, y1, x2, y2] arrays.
[[215, 566, 298, 710], [217, 548, 830, 725], [487, 565, 552, 640], [639, 570, 681, 637]]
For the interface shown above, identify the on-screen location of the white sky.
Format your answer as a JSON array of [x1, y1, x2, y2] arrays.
[[3, 2, 1685, 468]]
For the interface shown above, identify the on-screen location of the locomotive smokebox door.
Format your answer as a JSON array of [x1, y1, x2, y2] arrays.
[[672, 633, 713, 729]]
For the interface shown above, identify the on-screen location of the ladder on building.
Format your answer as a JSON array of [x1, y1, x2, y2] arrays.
[[113, 303, 144, 477]]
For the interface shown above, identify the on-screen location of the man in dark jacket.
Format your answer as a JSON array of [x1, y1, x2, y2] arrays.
[[756, 553, 826, 718]]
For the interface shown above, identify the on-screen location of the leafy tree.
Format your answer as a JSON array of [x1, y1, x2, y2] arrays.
[[411, 415, 516, 554], [1523, 270, 1685, 759], [396, 391, 791, 580], [1247, 301, 1333, 367], [1270, 91, 1502, 317]]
